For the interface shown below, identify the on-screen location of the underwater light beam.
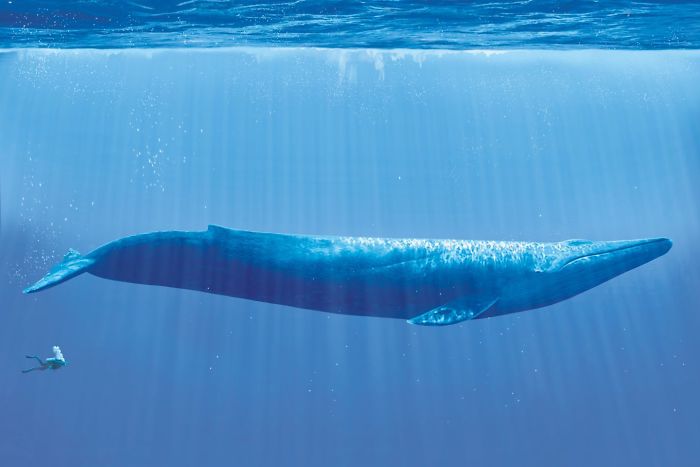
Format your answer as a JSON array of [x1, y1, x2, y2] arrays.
[[23, 226, 671, 325]]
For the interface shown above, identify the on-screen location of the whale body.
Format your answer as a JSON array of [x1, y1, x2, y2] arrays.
[[23, 225, 672, 325]]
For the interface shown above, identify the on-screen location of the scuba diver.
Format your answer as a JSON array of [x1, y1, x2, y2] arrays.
[[22, 345, 66, 373]]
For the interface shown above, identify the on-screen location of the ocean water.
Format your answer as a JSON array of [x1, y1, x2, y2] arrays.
[[1, 3, 700, 467], [2, 0, 700, 49]]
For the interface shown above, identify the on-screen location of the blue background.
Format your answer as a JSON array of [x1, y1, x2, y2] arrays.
[[1, 48, 699, 466]]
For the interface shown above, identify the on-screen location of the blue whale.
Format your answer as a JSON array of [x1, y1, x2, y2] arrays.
[[23, 225, 671, 325]]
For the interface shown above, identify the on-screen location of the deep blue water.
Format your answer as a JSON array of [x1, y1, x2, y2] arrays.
[[1, 3, 700, 467], [1, 47, 699, 467], [1, 1, 700, 49]]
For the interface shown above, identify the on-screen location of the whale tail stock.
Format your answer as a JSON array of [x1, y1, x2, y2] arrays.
[[23, 249, 94, 294]]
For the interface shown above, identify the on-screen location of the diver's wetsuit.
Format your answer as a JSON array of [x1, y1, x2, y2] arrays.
[[22, 355, 65, 373]]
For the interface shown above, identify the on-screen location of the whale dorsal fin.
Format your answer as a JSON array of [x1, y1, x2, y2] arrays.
[[207, 224, 240, 238], [408, 296, 499, 326], [207, 224, 229, 233]]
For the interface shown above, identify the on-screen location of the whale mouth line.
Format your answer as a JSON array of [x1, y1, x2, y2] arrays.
[[559, 238, 669, 270]]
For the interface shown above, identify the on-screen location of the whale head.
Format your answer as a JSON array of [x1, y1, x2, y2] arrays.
[[410, 236, 672, 323], [554, 237, 671, 275], [536, 237, 672, 305]]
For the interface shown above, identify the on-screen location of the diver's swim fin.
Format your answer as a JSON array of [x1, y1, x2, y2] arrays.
[[23, 249, 94, 294]]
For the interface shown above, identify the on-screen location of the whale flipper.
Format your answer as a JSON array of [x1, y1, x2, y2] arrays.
[[23, 249, 94, 294], [407, 296, 499, 326]]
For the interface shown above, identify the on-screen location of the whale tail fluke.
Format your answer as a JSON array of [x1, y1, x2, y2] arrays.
[[23, 249, 94, 294]]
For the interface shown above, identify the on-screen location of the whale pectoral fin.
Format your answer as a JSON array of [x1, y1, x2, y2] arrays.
[[23, 249, 94, 294], [407, 296, 499, 326]]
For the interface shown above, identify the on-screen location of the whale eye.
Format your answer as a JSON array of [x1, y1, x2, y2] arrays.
[[564, 239, 593, 246]]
